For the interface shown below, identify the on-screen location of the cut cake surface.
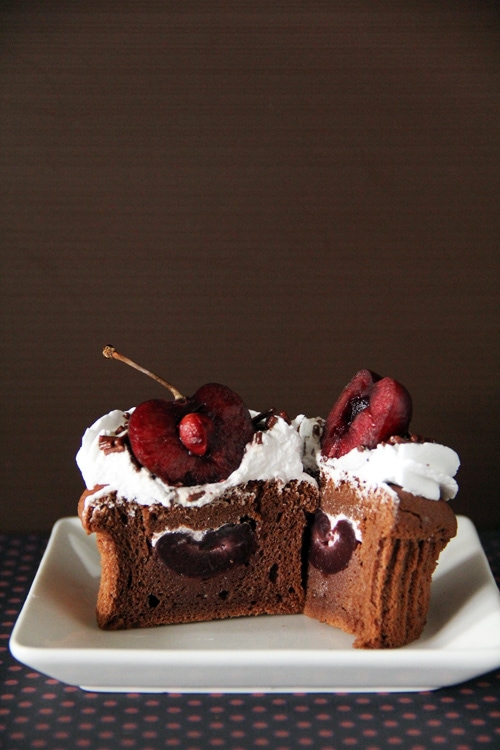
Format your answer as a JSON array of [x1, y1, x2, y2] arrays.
[[79, 479, 318, 630], [303, 475, 458, 648]]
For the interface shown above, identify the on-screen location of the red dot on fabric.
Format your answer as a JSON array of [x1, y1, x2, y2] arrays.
[[210, 721, 225, 730]]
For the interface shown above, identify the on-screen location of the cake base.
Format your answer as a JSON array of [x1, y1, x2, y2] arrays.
[[303, 477, 457, 648], [79, 479, 318, 630]]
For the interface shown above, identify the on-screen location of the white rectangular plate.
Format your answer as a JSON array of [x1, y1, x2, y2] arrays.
[[10, 515, 500, 693]]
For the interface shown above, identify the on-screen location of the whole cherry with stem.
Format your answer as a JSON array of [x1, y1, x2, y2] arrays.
[[103, 346, 254, 486]]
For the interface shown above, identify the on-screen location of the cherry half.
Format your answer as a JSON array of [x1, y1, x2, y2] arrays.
[[156, 522, 258, 578], [103, 346, 254, 486], [308, 510, 359, 575], [321, 369, 412, 459]]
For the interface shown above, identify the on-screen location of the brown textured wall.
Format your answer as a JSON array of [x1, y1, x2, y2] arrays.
[[1, 1, 499, 532]]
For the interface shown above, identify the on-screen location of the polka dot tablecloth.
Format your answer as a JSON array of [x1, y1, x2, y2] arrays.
[[2, 531, 500, 750]]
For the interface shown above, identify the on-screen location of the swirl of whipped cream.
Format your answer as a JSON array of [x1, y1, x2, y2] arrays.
[[319, 441, 460, 501], [76, 408, 316, 509]]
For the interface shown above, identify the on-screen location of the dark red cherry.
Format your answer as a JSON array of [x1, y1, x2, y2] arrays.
[[102, 347, 255, 486], [308, 510, 359, 574], [321, 369, 412, 458], [128, 384, 255, 486], [156, 522, 258, 578]]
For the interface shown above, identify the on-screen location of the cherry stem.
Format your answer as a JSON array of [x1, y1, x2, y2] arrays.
[[102, 345, 185, 400]]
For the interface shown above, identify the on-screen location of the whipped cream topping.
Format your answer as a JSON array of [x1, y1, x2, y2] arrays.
[[319, 441, 460, 501], [76, 408, 317, 509], [293, 414, 324, 473]]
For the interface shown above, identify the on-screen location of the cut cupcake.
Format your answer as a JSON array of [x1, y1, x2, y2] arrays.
[[303, 369, 459, 649], [77, 348, 318, 630]]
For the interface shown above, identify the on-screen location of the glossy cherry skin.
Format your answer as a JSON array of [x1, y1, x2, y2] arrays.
[[128, 383, 255, 486], [321, 369, 412, 458], [156, 522, 258, 578]]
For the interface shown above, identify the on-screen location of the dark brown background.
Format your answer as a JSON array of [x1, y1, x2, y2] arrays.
[[1, 1, 499, 532]]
